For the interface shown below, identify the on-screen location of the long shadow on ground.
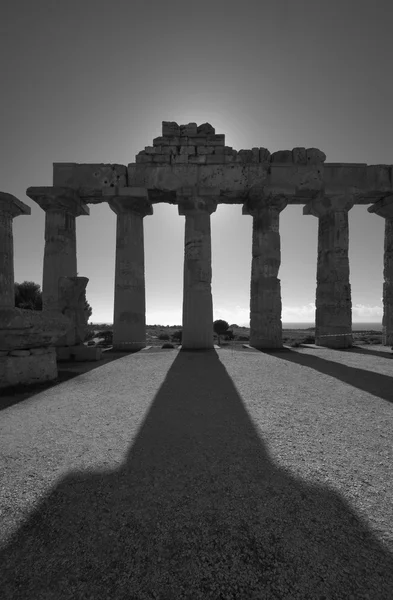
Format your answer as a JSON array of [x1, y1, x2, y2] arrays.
[[1, 351, 392, 598], [347, 346, 393, 359], [264, 348, 393, 405], [0, 350, 132, 411]]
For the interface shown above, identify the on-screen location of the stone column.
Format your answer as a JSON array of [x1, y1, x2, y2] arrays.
[[242, 195, 288, 349], [368, 195, 393, 345], [0, 193, 31, 308], [178, 188, 218, 350], [26, 187, 89, 311], [304, 195, 354, 348], [108, 188, 152, 351]]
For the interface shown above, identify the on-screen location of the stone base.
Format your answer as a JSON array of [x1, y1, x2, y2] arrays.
[[112, 342, 146, 352], [315, 334, 353, 349], [56, 345, 103, 361], [0, 347, 57, 389]]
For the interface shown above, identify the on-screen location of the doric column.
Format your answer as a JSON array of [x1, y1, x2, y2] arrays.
[[26, 187, 89, 311], [0, 193, 31, 308], [242, 195, 288, 349], [108, 188, 152, 351], [177, 188, 218, 350], [368, 195, 393, 345], [304, 195, 354, 348]]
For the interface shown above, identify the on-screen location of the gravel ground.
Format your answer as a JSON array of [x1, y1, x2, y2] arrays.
[[0, 345, 392, 599]]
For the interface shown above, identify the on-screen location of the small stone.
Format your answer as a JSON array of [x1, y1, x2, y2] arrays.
[[270, 150, 293, 163], [197, 123, 215, 135], [171, 155, 188, 164], [180, 123, 198, 136], [238, 149, 254, 163], [161, 145, 178, 155], [180, 146, 196, 155], [10, 350, 31, 357], [292, 147, 307, 164], [162, 121, 180, 136], [153, 155, 171, 163], [206, 134, 225, 146], [197, 146, 214, 155], [306, 147, 326, 163], [187, 136, 209, 146], [152, 137, 170, 146], [188, 155, 206, 164], [144, 146, 158, 154], [259, 147, 271, 162], [136, 155, 153, 164], [206, 155, 225, 164]]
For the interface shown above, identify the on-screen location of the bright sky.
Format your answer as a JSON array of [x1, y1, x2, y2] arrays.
[[2, 0, 392, 324]]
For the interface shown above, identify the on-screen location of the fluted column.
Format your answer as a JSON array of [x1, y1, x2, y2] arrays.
[[304, 195, 354, 348], [0, 193, 31, 308], [368, 195, 393, 345], [178, 188, 218, 350], [26, 187, 89, 311], [243, 195, 288, 349], [108, 188, 152, 351]]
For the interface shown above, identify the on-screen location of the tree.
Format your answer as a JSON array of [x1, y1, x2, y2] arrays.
[[84, 299, 93, 321], [14, 280, 93, 323], [14, 281, 42, 310], [213, 319, 229, 345]]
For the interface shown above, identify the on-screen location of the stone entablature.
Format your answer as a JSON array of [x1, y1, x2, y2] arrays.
[[16, 122, 393, 352], [51, 121, 392, 206]]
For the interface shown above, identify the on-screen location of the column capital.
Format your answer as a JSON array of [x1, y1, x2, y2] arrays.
[[177, 187, 219, 216], [368, 195, 393, 219], [242, 193, 288, 217], [303, 194, 355, 218], [106, 187, 153, 217], [26, 187, 89, 216], [0, 192, 31, 218]]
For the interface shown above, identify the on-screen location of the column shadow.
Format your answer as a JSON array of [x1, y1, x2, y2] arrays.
[[1, 351, 392, 598], [347, 346, 393, 359], [264, 348, 393, 404], [0, 351, 130, 411]]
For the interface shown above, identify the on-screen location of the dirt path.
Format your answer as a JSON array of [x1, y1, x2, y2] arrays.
[[1, 346, 392, 599]]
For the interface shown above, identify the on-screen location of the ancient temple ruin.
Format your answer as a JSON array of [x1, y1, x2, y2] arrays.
[[3, 121, 393, 362]]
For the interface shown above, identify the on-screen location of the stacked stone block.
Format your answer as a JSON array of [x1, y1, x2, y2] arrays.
[[135, 123, 326, 171]]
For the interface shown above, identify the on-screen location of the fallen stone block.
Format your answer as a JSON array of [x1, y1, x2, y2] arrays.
[[56, 345, 103, 362], [0, 348, 57, 389]]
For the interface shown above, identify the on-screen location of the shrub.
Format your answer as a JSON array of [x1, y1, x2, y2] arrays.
[[171, 330, 182, 342], [238, 335, 249, 341], [224, 330, 234, 341], [302, 335, 315, 344], [158, 333, 170, 340], [162, 343, 174, 349]]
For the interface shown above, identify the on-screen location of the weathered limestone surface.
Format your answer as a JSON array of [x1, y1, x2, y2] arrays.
[[178, 188, 218, 350], [0, 347, 57, 389], [0, 193, 31, 308], [53, 163, 127, 198], [368, 195, 393, 345], [107, 188, 152, 351], [243, 195, 287, 349], [304, 196, 354, 348], [26, 187, 89, 311], [53, 276, 89, 346], [56, 345, 102, 362], [0, 307, 72, 351]]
